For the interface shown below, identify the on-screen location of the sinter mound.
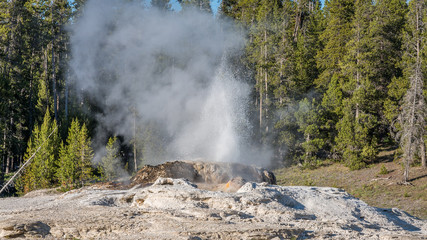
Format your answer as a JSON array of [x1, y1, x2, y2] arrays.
[[130, 160, 276, 187]]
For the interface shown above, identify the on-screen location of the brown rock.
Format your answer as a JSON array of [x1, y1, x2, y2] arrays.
[[130, 160, 276, 186]]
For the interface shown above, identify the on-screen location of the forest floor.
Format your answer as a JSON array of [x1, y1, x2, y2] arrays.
[[274, 149, 427, 219]]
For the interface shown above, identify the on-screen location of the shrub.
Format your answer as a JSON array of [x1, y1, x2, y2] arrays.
[[378, 164, 389, 175]]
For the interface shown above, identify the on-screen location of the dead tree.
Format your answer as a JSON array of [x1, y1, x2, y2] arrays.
[[395, 0, 426, 183]]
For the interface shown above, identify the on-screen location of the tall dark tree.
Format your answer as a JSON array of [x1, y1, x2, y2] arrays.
[[219, 0, 238, 18], [15, 110, 59, 195], [368, 0, 407, 138], [335, 0, 377, 169], [179, 0, 212, 13], [316, 0, 354, 88], [151, 0, 171, 10], [315, 0, 354, 163], [0, 0, 36, 176]]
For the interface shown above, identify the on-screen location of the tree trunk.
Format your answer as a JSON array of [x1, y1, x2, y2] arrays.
[[133, 110, 137, 172], [264, 30, 268, 132], [51, 2, 58, 123], [5, 156, 10, 174], [259, 45, 263, 129], [259, 73, 263, 129], [305, 133, 311, 163], [293, 2, 302, 42], [65, 71, 68, 121], [52, 48, 57, 122], [0, 128, 5, 185], [355, 21, 361, 123], [421, 141, 426, 168], [5, 114, 14, 174], [43, 49, 49, 111], [29, 52, 35, 132]]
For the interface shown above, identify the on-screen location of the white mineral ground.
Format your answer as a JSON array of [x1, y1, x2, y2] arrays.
[[0, 161, 425, 239]]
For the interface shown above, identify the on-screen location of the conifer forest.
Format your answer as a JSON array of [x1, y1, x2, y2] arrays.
[[0, 0, 426, 195]]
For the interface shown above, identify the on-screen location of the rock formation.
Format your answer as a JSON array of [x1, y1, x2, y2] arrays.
[[0, 176, 425, 239], [130, 160, 276, 186]]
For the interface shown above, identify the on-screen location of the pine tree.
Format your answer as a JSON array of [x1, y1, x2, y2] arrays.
[[315, 0, 354, 163], [335, 0, 377, 169], [368, 0, 406, 95], [0, 0, 38, 177], [57, 119, 94, 189], [294, 98, 325, 168], [316, 0, 354, 88], [57, 119, 80, 188], [77, 123, 94, 184], [368, 0, 407, 137], [0, 0, 73, 180], [272, 0, 325, 164], [270, 0, 295, 109], [234, 0, 260, 25], [151, 0, 171, 10], [253, 0, 281, 133], [15, 110, 59, 194], [14, 136, 37, 194], [219, 0, 238, 18], [293, 0, 323, 97], [179, 0, 212, 13], [100, 137, 120, 181]]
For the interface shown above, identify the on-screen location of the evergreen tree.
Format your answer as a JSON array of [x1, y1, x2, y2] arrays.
[[0, 0, 73, 180], [368, 0, 407, 137], [100, 137, 120, 181], [316, 0, 354, 88], [368, 0, 406, 95], [77, 123, 94, 184], [0, 0, 36, 177], [234, 0, 260, 24], [270, 0, 296, 108], [15, 110, 59, 194], [151, 0, 171, 10], [252, 0, 281, 133], [57, 119, 94, 189], [294, 98, 325, 168], [314, 0, 355, 164], [293, 0, 323, 97], [179, 0, 212, 13], [335, 0, 377, 169], [272, 0, 325, 163], [219, 0, 238, 18], [57, 119, 80, 188]]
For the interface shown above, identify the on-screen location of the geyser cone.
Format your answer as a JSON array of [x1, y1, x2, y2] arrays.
[[130, 160, 276, 190]]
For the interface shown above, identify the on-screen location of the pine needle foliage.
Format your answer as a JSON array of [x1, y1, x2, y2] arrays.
[[100, 137, 120, 181], [15, 110, 59, 195], [57, 119, 95, 190]]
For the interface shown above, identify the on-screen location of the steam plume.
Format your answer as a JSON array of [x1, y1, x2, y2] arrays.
[[70, 0, 270, 166]]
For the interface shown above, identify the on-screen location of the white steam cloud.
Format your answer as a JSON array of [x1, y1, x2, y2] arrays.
[[70, 0, 271, 166]]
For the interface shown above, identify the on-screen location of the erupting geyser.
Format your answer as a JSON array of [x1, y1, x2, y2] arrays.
[[70, 0, 271, 167]]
